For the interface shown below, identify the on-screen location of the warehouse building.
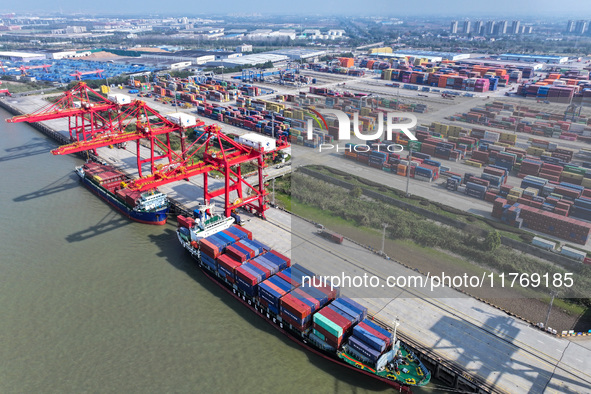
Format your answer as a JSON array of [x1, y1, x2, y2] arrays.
[[0, 51, 46, 62], [205, 53, 289, 68], [460, 58, 545, 70], [269, 48, 326, 61], [140, 50, 216, 65], [394, 50, 471, 61], [498, 54, 568, 64]]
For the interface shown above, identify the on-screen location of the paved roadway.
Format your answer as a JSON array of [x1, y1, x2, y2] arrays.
[[241, 208, 591, 394]]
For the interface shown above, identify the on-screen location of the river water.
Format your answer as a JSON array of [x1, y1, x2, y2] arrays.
[[0, 107, 441, 393]]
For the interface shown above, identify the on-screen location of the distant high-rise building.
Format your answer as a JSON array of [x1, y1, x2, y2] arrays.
[[525, 26, 533, 34], [495, 20, 508, 35], [566, 20, 575, 33], [511, 20, 520, 35], [575, 20, 588, 35], [485, 20, 495, 35], [450, 21, 458, 34], [474, 20, 483, 35], [463, 20, 471, 34]]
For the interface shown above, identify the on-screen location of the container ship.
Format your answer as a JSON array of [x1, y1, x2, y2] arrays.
[[75, 162, 169, 225], [176, 210, 431, 391]]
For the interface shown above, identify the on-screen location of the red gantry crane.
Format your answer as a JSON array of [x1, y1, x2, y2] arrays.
[[6, 82, 289, 218], [7, 82, 123, 145], [70, 69, 104, 81], [19, 64, 52, 75]]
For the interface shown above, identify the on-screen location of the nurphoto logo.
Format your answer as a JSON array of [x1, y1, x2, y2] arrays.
[[305, 109, 418, 152]]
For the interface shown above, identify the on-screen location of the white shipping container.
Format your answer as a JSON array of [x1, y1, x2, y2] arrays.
[[569, 123, 586, 133], [488, 145, 505, 153], [532, 237, 555, 250], [484, 131, 500, 142], [237, 133, 277, 152], [166, 112, 198, 127], [560, 246, 586, 261], [107, 93, 131, 105]]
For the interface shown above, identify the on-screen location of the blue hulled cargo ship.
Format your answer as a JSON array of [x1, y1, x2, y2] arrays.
[[75, 162, 169, 225]]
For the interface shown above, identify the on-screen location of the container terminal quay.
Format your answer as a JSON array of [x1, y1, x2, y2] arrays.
[[4, 52, 591, 392], [4, 87, 591, 393]]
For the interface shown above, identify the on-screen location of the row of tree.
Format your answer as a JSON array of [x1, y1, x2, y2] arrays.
[[289, 172, 591, 305]]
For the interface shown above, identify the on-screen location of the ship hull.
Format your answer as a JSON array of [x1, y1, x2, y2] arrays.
[[178, 233, 413, 393], [78, 170, 168, 225]]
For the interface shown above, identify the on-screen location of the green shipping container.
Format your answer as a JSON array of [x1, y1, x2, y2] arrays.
[[313, 329, 326, 341], [313, 313, 343, 337], [408, 141, 422, 151]]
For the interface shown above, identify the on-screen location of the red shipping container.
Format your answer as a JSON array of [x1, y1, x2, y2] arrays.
[[217, 254, 242, 275], [235, 265, 258, 286], [277, 271, 300, 287], [281, 293, 311, 319], [225, 245, 248, 263], [292, 288, 321, 311], [320, 306, 353, 331], [281, 313, 309, 331], [199, 239, 220, 259], [231, 225, 253, 240], [177, 215, 195, 229], [313, 323, 342, 347], [485, 192, 498, 202]]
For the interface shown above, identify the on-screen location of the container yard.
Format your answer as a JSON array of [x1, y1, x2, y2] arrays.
[[3, 40, 591, 394], [0, 58, 157, 83]]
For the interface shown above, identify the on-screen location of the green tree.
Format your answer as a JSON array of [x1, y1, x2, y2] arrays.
[[484, 230, 501, 252], [349, 186, 362, 199]]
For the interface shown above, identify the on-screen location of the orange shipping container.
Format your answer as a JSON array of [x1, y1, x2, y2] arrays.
[[339, 57, 354, 68]]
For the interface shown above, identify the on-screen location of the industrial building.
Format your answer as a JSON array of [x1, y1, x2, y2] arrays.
[[114, 57, 192, 70], [269, 48, 326, 62], [461, 58, 545, 70], [394, 50, 470, 61], [0, 51, 46, 62], [498, 54, 568, 64], [43, 50, 92, 59], [140, 50, 216, 65], [205, 53, 289, 68]]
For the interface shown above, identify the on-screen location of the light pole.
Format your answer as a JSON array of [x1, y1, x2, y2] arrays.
[[406, 146, 413, 197], [272, 178, 276, 206], [381, 223, 388, 255], [544, 290, 558, 330]]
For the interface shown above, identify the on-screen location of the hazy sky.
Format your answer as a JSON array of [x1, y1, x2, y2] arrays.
[[2, 0, 590, 17]]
